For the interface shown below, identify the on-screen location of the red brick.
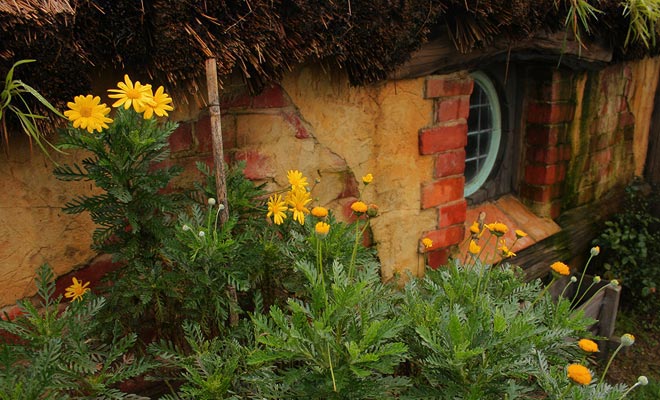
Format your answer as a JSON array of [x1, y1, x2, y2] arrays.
[[438, 200, 467, 228], [169, 123, 193, 153], [435, 95, 470, 122], [419, 123, 467, 155], [427, 248, 451, 270], [281, 111, 311, 139], [525, 164, 559, 186], [559, 144, 572, 161], [526, 124, 562, 147], [521, 184, 553, 203], [424, 225, 465, 249], [426, 76, 474, 98], [435, 149, 465, 177], [421, 176, 465, 209], [526, 146, 559, 164], [234, 150, 273, 180], [252, 84, 288, 108], [527, 102, 575, 124]]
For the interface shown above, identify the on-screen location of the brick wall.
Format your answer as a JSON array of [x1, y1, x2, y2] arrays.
[[520, 68, 574, 219], [419, 73, 473, 268], [520, 64, 636, 218]]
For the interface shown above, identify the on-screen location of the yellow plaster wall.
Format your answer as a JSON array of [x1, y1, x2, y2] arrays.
[[279, 66, 436, 280], [0, 138, 97, 306]]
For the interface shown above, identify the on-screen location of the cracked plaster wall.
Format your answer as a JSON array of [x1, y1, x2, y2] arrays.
[[0, 138, 96, 306]]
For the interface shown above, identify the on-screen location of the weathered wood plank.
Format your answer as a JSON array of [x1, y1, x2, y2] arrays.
[[391, 31, 612, 79]]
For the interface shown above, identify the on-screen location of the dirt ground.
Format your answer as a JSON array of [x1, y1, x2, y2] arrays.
[[601, 311, 660, 386]]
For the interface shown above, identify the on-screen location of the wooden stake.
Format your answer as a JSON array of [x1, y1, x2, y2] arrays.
[[205, 58, 229, 224], [205, 58, 237, 327]]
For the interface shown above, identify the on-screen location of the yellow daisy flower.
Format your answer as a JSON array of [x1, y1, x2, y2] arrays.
[[515, 229, 527, 238], [422, 237, 433, 249], [287, 170, 308, 190], [498, 239, 516, 258], [485, 222, 508, 236], [550, 261, 570, 276], [286, 187, 311, 225], [567, 364, 592, 385], [64, 277, 91, 302], [469, 221, 481, 235], [141, 86, 174, 119], [362, 173, 373, 184], [266, 193, 287, 225], [64, 95, 113, 133], [469, 240, 481, 255], [315, 221, 330, 237], [107, 74, 156, 112]]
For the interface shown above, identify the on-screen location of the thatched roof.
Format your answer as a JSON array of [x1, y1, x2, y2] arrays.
[[1, 0, 657, 110]]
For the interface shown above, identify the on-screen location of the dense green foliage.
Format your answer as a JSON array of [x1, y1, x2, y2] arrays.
[[0, 265, 153, 399], [593, 181, 660, 314]]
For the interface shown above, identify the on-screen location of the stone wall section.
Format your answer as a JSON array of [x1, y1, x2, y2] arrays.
[[418, 73, 473, 268]]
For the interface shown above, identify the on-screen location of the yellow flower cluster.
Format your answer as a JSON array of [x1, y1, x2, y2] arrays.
[[465, 219, 524, 261], [64, 74, 173, 133]]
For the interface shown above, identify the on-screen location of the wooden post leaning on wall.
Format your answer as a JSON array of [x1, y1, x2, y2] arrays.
[[205, 58, 237, 327], [205, 58, 230, 225]]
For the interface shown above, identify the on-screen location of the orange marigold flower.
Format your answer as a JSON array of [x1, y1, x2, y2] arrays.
[[578, 339, 599, 353], [550, 261, 570, 276], [567, 364, 592, 385], [351, 201, 368, 214], [311, 206, 328, 218]]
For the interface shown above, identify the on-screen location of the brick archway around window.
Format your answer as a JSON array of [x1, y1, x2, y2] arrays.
[[418, 72, 473, 268]]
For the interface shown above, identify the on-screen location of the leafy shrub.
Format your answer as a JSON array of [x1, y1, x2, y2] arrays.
[[0, 265, 153, 399], [593, 180, 660, 313]]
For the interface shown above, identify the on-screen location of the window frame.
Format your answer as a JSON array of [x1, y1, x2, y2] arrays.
[[464, 71, 503, 197]]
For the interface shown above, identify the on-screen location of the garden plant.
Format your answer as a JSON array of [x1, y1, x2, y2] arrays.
[[0, 75, 651, 399]]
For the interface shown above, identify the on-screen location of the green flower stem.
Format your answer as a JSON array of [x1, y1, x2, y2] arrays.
[[348, 218, 370, 280], [574, 253, 595, 304], [327, 342, 337, 392], [571, 280, 597, 310], [619, 382, 641, 399], [601, 342, 625, 383], [531, 276, 558, 307]]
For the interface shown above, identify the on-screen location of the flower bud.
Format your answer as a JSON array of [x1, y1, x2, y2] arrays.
[[208, 198, 216, 206], [638, 376, 648, 386], [593, 275, 601, 283], [218, 203, 225, 211], [198, 231, 205, 237], [590, 246, 600, 256], [182, 224, 191, 231], [621, 333, 635, 346], [570, 276, 578, 283], [610, 279, 619, 287]]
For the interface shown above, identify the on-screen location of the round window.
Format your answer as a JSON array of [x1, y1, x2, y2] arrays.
[[464, 71, 501, 197]]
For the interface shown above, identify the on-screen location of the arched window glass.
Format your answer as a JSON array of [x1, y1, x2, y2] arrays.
[[464, 71, 502, 197]]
